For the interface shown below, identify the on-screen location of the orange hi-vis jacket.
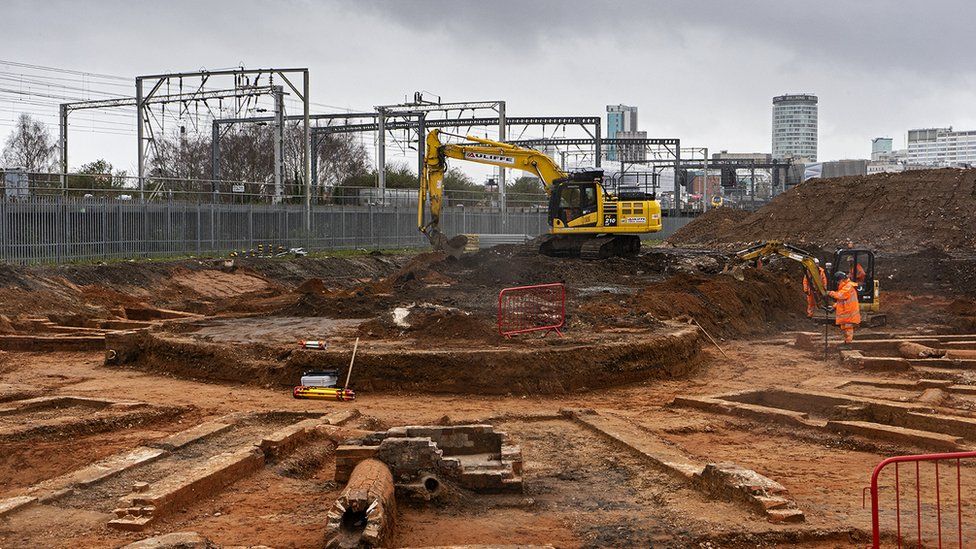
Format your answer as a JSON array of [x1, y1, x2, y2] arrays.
[[803, 267, 827, 296], [829, 279, 861, 326]]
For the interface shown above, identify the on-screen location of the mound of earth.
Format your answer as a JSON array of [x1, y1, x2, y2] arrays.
[[666, 208, 751, 248], [667, 168, 976, 253], [581, 268, 804, 338], [0, 255, 407, 319]]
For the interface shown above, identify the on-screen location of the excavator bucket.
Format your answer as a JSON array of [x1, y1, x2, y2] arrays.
[[425, 228, 468, 259]]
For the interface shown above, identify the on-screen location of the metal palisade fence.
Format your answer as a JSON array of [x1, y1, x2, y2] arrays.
[[0, 172, 691, 264]]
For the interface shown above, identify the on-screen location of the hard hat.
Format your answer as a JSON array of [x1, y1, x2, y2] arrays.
[[834, 271, 848, 281]]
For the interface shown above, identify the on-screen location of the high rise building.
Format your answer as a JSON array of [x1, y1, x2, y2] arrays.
[[772, 94, 818, 161], [871, 137, 893, 161], [907, 127, 976, 165], [606, 104, 638, 161]]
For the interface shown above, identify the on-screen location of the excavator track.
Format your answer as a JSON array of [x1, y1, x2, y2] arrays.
[[579, 235, 641, 260], [536, 234, 641, 259]]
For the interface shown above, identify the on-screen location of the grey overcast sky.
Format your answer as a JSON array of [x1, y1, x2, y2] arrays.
[[3, 0, 975, 171]]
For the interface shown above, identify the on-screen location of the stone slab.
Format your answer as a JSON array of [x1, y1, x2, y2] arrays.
[[121, 531, 211, 548], [671, 396, 812, 427], [826, 420, 965, 450], [29, 446, 166, 496], [567, 409, 702, 481], [149, 421, 233, 451], [0, 496, 36, 518]]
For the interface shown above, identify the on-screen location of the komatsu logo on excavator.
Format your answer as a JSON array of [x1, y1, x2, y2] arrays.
[[464, 151, 515, 166]]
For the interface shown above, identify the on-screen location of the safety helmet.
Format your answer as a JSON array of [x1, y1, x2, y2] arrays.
[[834, 271, 848, 281]]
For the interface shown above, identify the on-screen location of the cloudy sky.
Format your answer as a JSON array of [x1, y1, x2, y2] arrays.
[[3, 0, 975, 172]]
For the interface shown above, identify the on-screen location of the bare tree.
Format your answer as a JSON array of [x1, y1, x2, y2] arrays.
[[220, 125, 274, 184], [148, 131, 212, 196], [2, 113, 57, 172], [314, 132, 370, 189]]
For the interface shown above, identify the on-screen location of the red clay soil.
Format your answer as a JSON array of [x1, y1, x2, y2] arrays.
[[667, 168, 976, 252], [0, 255, 407, 320], [582, 268, 805, 338]]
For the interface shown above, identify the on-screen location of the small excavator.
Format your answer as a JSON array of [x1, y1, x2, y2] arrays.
[[418, 129, 663, 259], [735, 241, 885, 326]]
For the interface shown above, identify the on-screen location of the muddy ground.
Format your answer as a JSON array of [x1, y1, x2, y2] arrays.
[[1, 242, 976, 548]]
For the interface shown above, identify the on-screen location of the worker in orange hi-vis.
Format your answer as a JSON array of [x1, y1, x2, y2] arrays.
[[828, 271, 861, 347], [846, 256, 867, 286], [803, 266, 828, 318]]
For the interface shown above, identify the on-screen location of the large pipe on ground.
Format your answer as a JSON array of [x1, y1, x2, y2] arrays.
[[898, 342, 946, 359], [325, 458, 396, 549]]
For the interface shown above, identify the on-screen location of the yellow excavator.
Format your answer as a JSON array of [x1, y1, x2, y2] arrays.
[[736, 241, 885, 326], [418, 129, 663, 259]]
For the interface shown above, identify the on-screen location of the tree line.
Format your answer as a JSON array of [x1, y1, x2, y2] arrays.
[[2, 113, 546, 204]]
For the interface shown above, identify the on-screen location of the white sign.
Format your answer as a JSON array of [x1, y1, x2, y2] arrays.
[[464, 151, 516, 166], [624, 217, 647, 224], [231, 184, 246, 193], [803, 163, 823, 181]]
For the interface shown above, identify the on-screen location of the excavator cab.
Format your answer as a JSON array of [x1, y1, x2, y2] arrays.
[[830, 248, 883, 325], [830, 249, 877, 306], [547, 171, 604, 227]]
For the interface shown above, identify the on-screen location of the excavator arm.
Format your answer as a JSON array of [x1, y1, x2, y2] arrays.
[[735, 241, 829, 302], [419, 129, 567, 256]]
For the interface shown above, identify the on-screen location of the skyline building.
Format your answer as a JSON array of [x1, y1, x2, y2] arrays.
[[772, 94, 818, 161]]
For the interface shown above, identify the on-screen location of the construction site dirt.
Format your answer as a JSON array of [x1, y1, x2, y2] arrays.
[[5, 173, 976, 548]]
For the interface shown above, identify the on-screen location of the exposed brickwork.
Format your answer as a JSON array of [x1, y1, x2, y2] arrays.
[[697, 462, 805, 523], [325, 458, 396, 549], [110, 448, 265, 531], [335, 425, 523, 495], [568, 409, 805, 523]]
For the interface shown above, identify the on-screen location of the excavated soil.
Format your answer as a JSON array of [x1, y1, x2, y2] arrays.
[[667, 168, 976, 253], [0, 254, 408, 321], [666, 208, 752, 247], [271, 245, 808, 345], [97, 244, 818, 393], [581, 269, 805, 339], [126, 324, 703, 394]]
